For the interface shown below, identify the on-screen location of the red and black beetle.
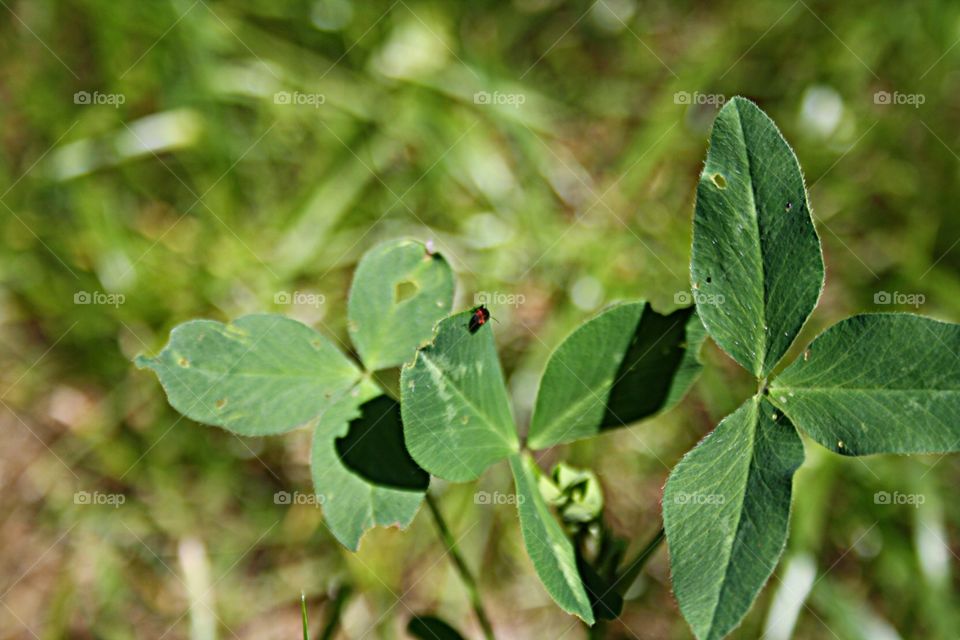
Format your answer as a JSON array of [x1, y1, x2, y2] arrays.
[[468, 305, 491, 334]]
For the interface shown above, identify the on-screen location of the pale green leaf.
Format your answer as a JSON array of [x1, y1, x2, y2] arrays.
[[527, 302, 704, 449], [312, 380, 427, 551], [663, 396, 804, 640], [348, 239, 455, 370], [510, 452, 595, 624], [136, 314, 360, 436], [691, 97, 823, 378], [401, 310, 519, 481], [770, 313, 960, 455]]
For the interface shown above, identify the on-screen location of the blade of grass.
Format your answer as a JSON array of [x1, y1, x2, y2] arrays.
[[301, 592, 310, 640]]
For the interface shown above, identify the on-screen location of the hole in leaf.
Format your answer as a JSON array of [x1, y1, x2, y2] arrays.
[[711, 173, 727, 189], [706, 276, 712, 284], [336, 396, 429, 491], [395, 280, 419, 303], [785, 201, 793, 212]]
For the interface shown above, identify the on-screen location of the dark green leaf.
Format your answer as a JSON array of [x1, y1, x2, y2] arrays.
[[136, 314, 360, 436], [770, 313, 960, 455], [407, 615, 467, 640], [663, 396, 804, 640], [691, 97, 823, 378]]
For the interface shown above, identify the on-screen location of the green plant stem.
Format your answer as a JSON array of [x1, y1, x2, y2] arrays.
[[588, 620, 608, 640], [612, 526, 665, 596], [319, 586, 351, 640], [302, 592, 310, 640], [425, 493, 496, 640]]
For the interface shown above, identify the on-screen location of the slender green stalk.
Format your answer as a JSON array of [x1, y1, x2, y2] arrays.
[[319, 586, 351, 640], [301, 592, 310, 640], [425, 493, 496, 640], [612, 527, 665, 596], [588, 619, 608, 640]]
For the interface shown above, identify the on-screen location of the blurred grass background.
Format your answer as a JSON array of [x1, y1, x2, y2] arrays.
[[3, 0, 960, 638]]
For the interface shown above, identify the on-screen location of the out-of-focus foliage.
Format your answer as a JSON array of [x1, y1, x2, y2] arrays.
[[3, 0, 960, 637]]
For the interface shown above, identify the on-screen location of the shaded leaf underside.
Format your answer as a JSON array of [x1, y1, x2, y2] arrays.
[[312, 380, 426, 551], [527, 302, 705, 449]]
